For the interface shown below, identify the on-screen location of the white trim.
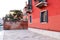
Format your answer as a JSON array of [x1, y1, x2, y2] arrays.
[[40, 10, 47, 12], [28, 28, 60, 39], [35, 2, 47, 7]]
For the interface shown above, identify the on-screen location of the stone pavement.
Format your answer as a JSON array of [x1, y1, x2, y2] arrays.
[[0, 31, 4, 40], [3, 30, 60, 40], [0, 26, 4, 40]]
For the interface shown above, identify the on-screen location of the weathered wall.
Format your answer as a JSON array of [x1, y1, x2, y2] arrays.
[[4, 21, 28, 30]]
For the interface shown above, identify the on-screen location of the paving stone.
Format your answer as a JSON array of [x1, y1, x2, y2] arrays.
[[3, 30, 60, 40]]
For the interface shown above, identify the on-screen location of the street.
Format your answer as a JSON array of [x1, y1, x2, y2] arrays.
[[3, 30, 60, 40]]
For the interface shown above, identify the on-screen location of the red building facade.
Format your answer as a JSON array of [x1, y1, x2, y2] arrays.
[[25, 0, 60, 31]]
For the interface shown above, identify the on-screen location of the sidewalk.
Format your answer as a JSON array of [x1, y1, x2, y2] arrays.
[[0, 26, 4, 40], [3, 30, 60, 40], [28, 28, 60, 39], [0, 31, 4, 40]]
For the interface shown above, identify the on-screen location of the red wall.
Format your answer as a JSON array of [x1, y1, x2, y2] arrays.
[[28, 0, 60, 31]]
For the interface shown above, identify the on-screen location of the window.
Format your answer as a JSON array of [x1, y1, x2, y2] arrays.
[[30, 16, 32, 23], [28, 0, 32, 5], [34, 0, 47, 2], [40, 10, 48, 23], [39, 0, 47, 2], [28, 0, 32, 9]]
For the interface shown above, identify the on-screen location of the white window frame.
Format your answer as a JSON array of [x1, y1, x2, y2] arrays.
[[40, 10, 48, 24]]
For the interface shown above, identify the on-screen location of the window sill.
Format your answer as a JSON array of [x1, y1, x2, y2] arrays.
[[41, 22, 48, 24]]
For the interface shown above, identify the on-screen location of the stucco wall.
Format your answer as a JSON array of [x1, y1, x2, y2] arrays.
[[28, 0, 60, 31]]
